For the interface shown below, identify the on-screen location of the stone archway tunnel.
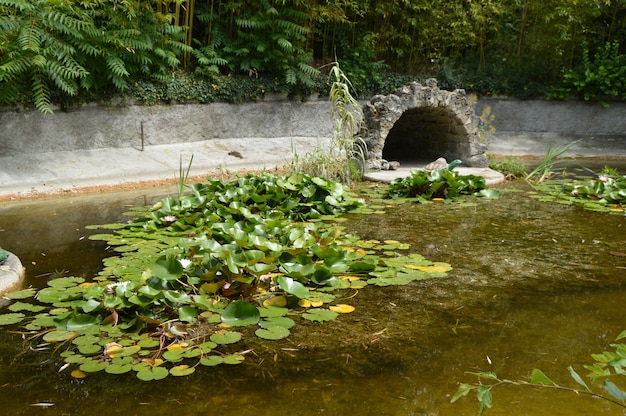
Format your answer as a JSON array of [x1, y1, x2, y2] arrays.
[[358, 79, 487, 170]]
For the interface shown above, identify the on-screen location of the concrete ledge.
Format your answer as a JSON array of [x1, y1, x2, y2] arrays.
[[0, 252, 25, 298]]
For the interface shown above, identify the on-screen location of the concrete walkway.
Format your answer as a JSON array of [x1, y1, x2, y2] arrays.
[[1, 134, 624, 200]]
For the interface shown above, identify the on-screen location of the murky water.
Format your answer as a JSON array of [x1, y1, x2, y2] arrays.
[[0, 170, 625, 416]]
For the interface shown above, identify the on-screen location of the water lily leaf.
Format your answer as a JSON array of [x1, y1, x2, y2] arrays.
[[137, 366, 169, 381], [255, 326, 290, 340], [8, 302, 46, 313], [71, 369, 87, 379], [106, 362, 133, 375], [151, 255, 183, 280], [178, 305, 198, 323], [262, 296, 287, 308], [43, 330, 77, 342], [200, 355, 224, 366], [302, 308, 338, 322], [259, 316, 295, 329], [329, 304, 355, 314], [48, 277, 85, 288], [4, 288, 36, 300], [66, 313, 100, 331], [258, 306, 289, 318], [170, 364, 195, 376], [223, 354, 245, 365], [0, 313, 26, 325], [298, 299, 324, 308], [221, 300, 260, 327], [276, 276, 309, 299], [162, 349, 185, 362], [79, 359, 109, 373], [210, 331, 242, 345], [78, 344, 102, 355]]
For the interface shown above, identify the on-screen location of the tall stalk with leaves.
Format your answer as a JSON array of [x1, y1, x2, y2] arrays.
[[290, 62, 364, 184]]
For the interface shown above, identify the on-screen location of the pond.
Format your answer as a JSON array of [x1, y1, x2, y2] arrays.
[[0, 167, 625, 416]]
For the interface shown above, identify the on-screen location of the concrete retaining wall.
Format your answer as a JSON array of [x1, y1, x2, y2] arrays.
[[0, 99, 334, 155], [1, 96, 624, 156]]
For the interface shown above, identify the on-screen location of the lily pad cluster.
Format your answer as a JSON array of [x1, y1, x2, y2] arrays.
[[529, 173, 626, 214], [386, 169, 500, 201], [0, 173, 452, 380]]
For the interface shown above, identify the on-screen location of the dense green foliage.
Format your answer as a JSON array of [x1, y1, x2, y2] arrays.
[[530, 172, 626, 215], [0, 173, 452, 380], [2, 0, 625, 111], [386, 169, 500, 201]]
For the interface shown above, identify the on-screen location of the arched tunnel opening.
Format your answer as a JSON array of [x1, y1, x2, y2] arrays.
[[381, 107, 470, 165]]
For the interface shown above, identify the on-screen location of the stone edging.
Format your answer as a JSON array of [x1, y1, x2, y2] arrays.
[[0, 252, 25, 298]]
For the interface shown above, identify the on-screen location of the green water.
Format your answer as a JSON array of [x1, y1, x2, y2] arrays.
[[0, 175, 625, 416]]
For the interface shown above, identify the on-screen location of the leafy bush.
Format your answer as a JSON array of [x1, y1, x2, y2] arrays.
[[0, 0, 189, 113], [562, 41, 626, 107]]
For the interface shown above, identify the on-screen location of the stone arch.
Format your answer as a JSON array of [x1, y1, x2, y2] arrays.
[[358, 79, 487, 170]]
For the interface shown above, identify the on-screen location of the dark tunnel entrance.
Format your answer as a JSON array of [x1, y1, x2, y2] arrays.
[[382, 107, 469, 164], [359, 80, 487, 170]]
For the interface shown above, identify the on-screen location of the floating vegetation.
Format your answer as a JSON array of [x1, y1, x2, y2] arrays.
[[529, 172, 626, 215], [386, 169, 501, 201], [0, 173, 452, 380]]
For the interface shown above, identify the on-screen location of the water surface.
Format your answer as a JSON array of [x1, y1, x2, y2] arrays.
[[0, 172, 625, 416]]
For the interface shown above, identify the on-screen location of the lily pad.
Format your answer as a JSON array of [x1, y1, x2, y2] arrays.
[[43, 330, 77, 342], [210, 331, 242, 345], [221, 300, 260, 327], [170, 364, 195, 376], [302, 308, 339, 322], [4, 288, 36, 300], [136, 366, 170, 381], [255, 326, 291, 340], [0, 313, 26, 325]]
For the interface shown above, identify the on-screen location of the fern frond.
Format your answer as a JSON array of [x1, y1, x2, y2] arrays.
[[30, 67, 53, 114]]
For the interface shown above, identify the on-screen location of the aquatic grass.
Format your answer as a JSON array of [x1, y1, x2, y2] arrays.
[[525, 139, 582, 183], [176, 154, 194, 198]]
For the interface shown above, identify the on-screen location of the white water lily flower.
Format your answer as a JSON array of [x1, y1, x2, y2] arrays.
[[179, 259, 192, 268]]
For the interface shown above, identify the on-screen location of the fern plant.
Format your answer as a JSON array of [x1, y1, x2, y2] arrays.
[[0, 0, 192, 112]]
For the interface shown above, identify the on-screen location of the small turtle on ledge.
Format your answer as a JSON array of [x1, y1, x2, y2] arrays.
[[423, 157, 462, 171]]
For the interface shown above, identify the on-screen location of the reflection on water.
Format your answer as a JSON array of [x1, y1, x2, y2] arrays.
[[0, 175, 625, 416]]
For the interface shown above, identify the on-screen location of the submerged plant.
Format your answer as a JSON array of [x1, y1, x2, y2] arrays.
[[386, 169, 500, 201], [0, 173, 452, 380], [452, 330, 626, 414]]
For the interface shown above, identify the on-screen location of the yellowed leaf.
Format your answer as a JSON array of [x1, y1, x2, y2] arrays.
[[329, 304, 355, 314], [405, 264, 450, 273], [167, 343, 183, 351], [298, 299, 323, 308], [340, 275, 361, 281], [71, 369, 87, 379], [263, 295, 287, 307], [384, 240, 400, 244]]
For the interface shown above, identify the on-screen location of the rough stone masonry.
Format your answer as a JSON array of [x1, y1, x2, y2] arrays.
[[358, 79, 488, 170]]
